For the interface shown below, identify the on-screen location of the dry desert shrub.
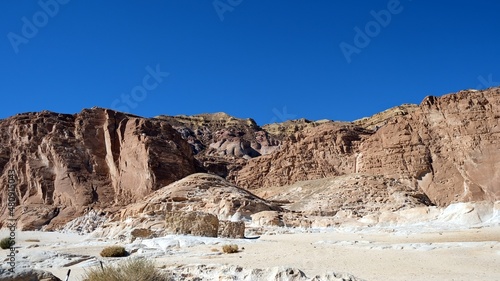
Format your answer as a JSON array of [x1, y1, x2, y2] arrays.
[[222, 244, 239, 254], [83, 259, 171, 281], [25, 239, 40, 242], [0, 237, 13, 249], [100, 246, 128, 257]]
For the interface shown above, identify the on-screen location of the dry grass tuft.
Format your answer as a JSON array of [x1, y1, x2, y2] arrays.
[[222, 244, 239, 254], [83, 259, 171, 281], [25, 239, 40, 242], [100, 246, 128, 257]]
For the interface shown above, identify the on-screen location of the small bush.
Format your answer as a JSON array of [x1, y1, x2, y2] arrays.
[[222, 244, 239, 254], [83, 259, 171, 281], [100, 246, 128, 257], [0, 237, 14, 250]]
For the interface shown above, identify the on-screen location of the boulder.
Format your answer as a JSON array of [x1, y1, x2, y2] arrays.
[[218, 221, 245, 238], [164, 211, 219, 237], [0, 269, 61, 281], [251, 211, 284, 227]]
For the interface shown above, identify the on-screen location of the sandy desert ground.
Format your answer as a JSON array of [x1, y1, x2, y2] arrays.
[[1, 224, 499, 280], [0, 202, 499, 280]]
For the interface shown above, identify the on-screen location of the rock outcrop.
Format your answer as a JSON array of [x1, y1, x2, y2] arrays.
[[253, 174, 431, 225], [357, 89, 500, 205], [1, 88, 498, 231], [235, 123, 373, 189], [0, 269, 61, 281], [218, 220, 245, 238], [165, 211, 219, 237], [0, 108, 198, 230], [120, 173, 281, 221], [237, 88, 500, 206], [157, 112, 280, 158], [88, 173, 280, 239], [156, 113, 281, 179]]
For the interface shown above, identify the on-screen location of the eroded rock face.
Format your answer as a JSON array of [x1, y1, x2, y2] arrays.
[[237, 88, 500, 206], [253, 174, 431, 226], [358, 89, 500, 205], [121, 173, 281, 221], [235, 123, 373, 189], [0, 108, 197, 230], [157, 112, 281, 162]]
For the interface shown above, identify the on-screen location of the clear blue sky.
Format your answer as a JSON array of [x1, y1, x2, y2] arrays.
[[1, 0, 499, 125]]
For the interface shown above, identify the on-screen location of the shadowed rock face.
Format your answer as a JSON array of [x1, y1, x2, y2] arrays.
[[0, 108, 198, 230], [157, 112, 281, 158]]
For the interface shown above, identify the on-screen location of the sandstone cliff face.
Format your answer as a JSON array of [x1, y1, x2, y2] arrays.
[[237, 88, 500, 206], [235, 123, 373, 189], [358, 89, 500, 205], [1, 88, 498, 231], [0, 108, 197, 229]]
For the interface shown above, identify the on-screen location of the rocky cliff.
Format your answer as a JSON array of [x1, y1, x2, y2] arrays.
[[358, 89, 500, 205], [0, 108, 198, 230], [0, 88, 498, 230], [236, 88, 500, 206]]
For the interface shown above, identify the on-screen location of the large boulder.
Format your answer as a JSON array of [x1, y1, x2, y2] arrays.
[[0, 269, 61, 281], [218, 221, 245, 238], [164, 211, 219, 237]]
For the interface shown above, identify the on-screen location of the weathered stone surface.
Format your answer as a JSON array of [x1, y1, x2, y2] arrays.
[[164, 211, 219, 237], [162, 265, 366, 281], [235, 123, 373, 189], [254, 174, 431, 227], [251, 211, 284, 227], [1, 87, 499, 233], [238, 88, 500, 206], [357, 89, 500, 205], [218, 220, 245, 238], [353, 104, 418, 130], [120, 173, 281, 221], [0, 108, 197, 230], [0, 269, 61, 281], [157, 112, 280, 159]]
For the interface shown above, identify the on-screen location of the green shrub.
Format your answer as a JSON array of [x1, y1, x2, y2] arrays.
[[0, 237, 14, 249], [83, 259, 171, 281], [100, 246, 128, 257], [222, 244, 239, 254]]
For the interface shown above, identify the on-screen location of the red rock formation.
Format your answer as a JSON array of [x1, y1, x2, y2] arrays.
[[358, 89, 500, 205], [236, 88, 500, 206], [0, 108, 197, 229], [1, 88, 498, 231], [235, 123, 373, 189]]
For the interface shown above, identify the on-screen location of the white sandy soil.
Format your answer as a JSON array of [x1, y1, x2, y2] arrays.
[[1, 224, 499, 281]]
